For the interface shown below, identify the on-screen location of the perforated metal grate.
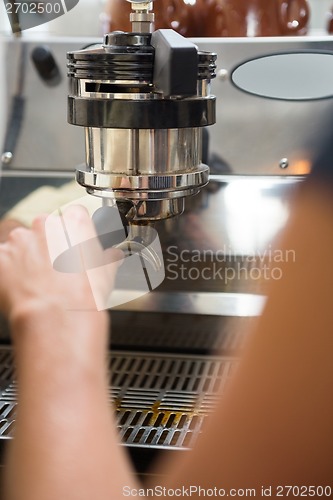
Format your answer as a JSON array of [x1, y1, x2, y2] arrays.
[[0, 350, 14, 381], [0, 348, 236, 449]]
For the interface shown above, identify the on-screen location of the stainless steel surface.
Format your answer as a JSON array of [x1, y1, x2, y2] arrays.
[[81, 174, 207, 196], [111, 312, 253, 353], [128, 0, 154, 33], [0, 36, 87, 171], [0, 169, 74, 179], [112, 291, 265, 317], [84, 128, 203, 174], [0, 174, 298, 322], [79, 126, 209, 220], [2, 35, 333, 175], [199, 36, 333, 175]]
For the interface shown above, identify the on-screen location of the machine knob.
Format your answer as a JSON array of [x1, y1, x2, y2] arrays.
[[31, 46, 61, 85]]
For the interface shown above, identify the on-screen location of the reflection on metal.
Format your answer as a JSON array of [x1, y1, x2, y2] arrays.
[[231, 52, 333, 101], [289, 159, 312, 175], [223, 179, 290, 253], [0, 174, 296, 321], [112, 291, 266, 317]]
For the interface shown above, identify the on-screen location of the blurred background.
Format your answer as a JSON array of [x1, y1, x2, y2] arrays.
[[0, 0, 333, 36]]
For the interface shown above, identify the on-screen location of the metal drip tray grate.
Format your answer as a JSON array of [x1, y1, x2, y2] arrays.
[[0, 347, 236, 450]]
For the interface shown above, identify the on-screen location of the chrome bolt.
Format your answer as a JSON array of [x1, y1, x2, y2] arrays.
[[279, 158, 289, 169], [1, 152, 13, 164]]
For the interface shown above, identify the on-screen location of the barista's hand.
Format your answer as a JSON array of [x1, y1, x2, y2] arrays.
[[1, 207, 133, 500], [0, 218, 24, 243], [0, 206, 122, 326]]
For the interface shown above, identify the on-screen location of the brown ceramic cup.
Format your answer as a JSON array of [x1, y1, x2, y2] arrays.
[[203, 0, 310, 37], [327, 6, 333, 34], [106, 0, 310, 37]]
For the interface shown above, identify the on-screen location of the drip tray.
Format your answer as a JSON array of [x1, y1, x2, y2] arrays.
[[0, 347, 237, 470]]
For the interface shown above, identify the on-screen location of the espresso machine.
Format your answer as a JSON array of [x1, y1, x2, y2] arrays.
[[1, 0, 333, 473], [67, 11, 216, 222]]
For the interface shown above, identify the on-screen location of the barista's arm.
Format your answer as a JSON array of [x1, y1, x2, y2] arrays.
[[5, 310, 138, 500], [0, 208, 138, 500], [157, 182, 333, 491]]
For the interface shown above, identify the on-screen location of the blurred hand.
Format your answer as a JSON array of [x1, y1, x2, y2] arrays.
[[0, 219, 24, 243], [0, 206, 122, 322]]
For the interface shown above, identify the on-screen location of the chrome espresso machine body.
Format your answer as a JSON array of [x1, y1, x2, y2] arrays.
[[1, 3, 333, 471], [67, 7, 216, 223]]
